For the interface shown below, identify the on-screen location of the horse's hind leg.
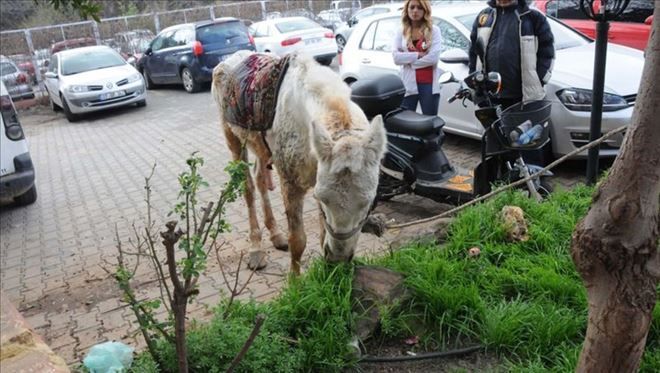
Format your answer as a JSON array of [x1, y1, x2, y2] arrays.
[[252, 141, 288, 252], [223, 125, 266, 270], [280, 181, 307, 275]]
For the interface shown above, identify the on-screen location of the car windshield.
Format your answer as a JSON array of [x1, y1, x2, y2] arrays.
[[275, 18, 320, 33], [0, 62, 18, 76], [455, 13, 590, 50], [197, 21, 249, 45], [61, 49, 125, 75]]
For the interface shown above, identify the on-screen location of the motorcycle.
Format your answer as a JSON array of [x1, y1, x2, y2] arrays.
[[350, 71, 553, 205]]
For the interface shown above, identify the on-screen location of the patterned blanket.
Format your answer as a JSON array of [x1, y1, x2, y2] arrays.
[[223, 53, 292, 131]]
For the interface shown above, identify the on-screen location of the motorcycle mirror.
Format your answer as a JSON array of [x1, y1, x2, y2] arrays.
[[487, 72, 502, 94], [438, 71, 456, 84]]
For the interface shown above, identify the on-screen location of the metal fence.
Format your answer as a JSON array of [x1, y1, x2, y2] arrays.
[[0, 0, 395, 95]]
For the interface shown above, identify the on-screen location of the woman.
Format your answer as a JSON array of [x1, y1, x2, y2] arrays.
[[392, 0, 442, 116]]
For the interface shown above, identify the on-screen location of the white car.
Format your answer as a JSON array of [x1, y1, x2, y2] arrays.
[[43, 45, 147, 122], [0, 81, 36, 206], [334, 2, 403, 53], [248, 17, 338, 65], [339, 3, 642, 159]]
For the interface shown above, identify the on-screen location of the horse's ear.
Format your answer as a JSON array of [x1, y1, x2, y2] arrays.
[[311, 121, 333, 162], [363, 115, 387, 164]]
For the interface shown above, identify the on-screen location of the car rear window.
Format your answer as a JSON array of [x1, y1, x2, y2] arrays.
[[196, 21, 249, 46], [275, 18, 320, 33], [61, 49, 126, 75], [0, 62, 18, 76]]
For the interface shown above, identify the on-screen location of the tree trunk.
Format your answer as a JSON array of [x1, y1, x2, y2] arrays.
[[570, 4, 660, 372], [173, 294, 189, 373]]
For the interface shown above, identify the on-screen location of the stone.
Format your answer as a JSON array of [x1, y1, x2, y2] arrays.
[[352, 265, 409, 341], [500, 206, 529, 242]]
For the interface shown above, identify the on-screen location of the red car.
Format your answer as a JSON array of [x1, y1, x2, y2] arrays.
[[534, 0, 653, 51]]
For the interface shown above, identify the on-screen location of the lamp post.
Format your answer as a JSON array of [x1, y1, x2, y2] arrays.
[[579, 0, 630, 185]]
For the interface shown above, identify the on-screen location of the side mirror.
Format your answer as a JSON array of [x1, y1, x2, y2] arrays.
[[145, 47, 152, 55], [645, 15, 653, 25], [44, 71, 58, 79], [440, 48, 469, 64], [438, 71, 457, 84]]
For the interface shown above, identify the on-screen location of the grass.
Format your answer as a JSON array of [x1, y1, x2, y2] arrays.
[[128, 184, 660, 372]]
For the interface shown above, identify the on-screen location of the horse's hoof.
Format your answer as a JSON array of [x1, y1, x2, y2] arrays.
[[272, 234, 289, 252], [247, 251, 267, 270]]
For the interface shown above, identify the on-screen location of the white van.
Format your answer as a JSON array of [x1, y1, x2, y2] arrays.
[[0, 80, 37, 206]]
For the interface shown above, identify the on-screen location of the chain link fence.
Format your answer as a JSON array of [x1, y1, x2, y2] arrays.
[[0, 0, 395, 98]]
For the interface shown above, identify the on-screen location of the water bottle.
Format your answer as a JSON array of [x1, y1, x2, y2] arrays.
[[516, 124, 544, 146], [509, 119, 532, 144]]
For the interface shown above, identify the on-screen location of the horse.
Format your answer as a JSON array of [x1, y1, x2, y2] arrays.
[[212, 51, 386, 274]]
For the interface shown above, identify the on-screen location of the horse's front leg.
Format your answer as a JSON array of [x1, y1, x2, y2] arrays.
[[281, 181, 307, 275], [223, 126, 266, 270], [253, 144, 288, 253]]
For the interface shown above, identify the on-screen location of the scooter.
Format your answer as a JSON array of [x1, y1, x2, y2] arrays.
[[350, 71, 553, 205]]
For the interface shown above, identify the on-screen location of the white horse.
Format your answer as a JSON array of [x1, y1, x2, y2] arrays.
[[212, 51, 386, 274]]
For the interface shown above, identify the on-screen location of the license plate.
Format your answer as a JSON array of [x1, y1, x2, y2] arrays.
[[100, 90, 126, 101], [305, 38, 321, 45]]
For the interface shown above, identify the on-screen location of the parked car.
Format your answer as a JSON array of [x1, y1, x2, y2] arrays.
[[339, 3, 642, 159], [534, 0, 653, 51], [43, 46, 146, 122], [113, 29, 155, 66], [249, 17, 337, 65], [334, 2, 403, 52], [8, 54, 37, 85], [138, 18, 255, 93], [0, 81, 37, 206], [0, 56, 34, 101], [50, 37, 97, 54], [282, 8, 342, 33], [317, 9, 347, 32]]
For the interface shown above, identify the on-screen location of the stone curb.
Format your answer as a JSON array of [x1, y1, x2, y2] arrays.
[[1, 291, 70, 373]]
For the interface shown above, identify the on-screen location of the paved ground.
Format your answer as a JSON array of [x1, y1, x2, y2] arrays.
[[0, 81, 589, 366]]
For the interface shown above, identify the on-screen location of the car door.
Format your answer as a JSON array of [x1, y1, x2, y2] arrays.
[[43, 55, 61, 105], [163, 26, 194, 82], [146, 30, 173, 81], [356, 17, 399, 80]]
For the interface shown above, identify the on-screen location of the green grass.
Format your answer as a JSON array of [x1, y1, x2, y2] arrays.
[[128, 185, 660, 372]]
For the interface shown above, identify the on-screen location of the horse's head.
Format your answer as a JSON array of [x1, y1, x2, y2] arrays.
[[311, 114, 387, 263]]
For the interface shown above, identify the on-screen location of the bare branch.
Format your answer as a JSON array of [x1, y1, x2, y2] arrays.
[[226, 314, 266, 373]]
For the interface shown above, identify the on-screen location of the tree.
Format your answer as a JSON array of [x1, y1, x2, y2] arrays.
[[570, 2, 660, 371], [36, 0, 102, 21]]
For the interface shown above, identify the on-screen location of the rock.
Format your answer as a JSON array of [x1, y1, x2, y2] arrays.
[[500, 206, 529, 242], [352, 265, 409, 341], [386, 218, 453, 250], [361, 213, 388, 237]]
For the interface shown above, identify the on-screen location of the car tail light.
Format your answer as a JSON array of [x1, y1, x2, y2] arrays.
[[324, 32, 334, 38], [247, 32, 255, 46], [338, 53, 343, 66], [1, 95, 23, 141], [192, 41, 204, 57], [281, 37, 301, 47], [6, 125, 24, 140], [16, 73, 27, 84]]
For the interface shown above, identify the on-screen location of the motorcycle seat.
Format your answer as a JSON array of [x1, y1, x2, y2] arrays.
[[385, 110, 445, 137]]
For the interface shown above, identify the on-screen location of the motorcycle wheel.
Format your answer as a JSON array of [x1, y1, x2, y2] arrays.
[[537, 177, 553, 198]]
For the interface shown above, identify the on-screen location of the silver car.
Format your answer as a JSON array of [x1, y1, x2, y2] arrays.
[[0, 56, 35, 101], [334, 3, 403, 53], [43, 46, 146, 122], [339, 3, 642, 159]]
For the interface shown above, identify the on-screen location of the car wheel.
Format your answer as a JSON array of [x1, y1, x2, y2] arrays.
[[181, 67, 201, 93], [336, 35, 346, 53], [14, 185, 37, 206], [60, 94, 78, 122], [136, 99, 146, 107], [142, 68, 155, 90]]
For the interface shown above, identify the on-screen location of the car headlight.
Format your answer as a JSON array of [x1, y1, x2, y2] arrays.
[[556, 88, 629, 112], [127, 72, 141, 83], [67, 85, 89, 93]]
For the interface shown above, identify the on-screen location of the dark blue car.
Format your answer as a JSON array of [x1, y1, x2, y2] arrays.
[[138, 18, 255, 93]]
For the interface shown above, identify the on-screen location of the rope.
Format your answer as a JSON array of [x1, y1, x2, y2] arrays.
[[386, 125, 627, 230]]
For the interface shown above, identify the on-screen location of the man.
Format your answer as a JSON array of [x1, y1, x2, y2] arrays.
[[468, 0, 555, 163]]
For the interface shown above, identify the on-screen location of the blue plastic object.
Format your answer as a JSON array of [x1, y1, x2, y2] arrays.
[[517, 124, 544, 145], [83, 341, 134, 373]]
